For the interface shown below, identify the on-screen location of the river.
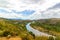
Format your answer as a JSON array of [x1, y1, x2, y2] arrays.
[[26, 22, 56, 38]]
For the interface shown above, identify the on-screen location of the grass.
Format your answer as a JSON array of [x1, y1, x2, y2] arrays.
[[0, 18, 60, 40], [31, 19, 60, 40]]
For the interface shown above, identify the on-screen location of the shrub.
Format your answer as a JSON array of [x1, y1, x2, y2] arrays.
[[55, 36, 60, 40], [48, 36, 54, 40], [29, 31, 35, 39], [3, 31, 11, 37]]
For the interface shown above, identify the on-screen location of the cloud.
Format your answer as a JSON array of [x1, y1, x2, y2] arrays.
[[0, 0, 60, 11], [48, 3, 60, 9], [0, 0, 9, 8], [5, 0, 60, 11], [0, 8, 35, 19], [0, 0, 60, 20], [27, 3, 60, 20], [0, 11, 24, 19], [12, 10, 35, 16], [21, 0, 45, 4], [28, 9, 60, 20], [41, 8, 60, 19]]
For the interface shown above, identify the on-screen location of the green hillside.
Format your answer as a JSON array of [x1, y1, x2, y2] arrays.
[[0, 18, 34, 40], [31, 18, 60, 40], [0, 18, 60, 40]]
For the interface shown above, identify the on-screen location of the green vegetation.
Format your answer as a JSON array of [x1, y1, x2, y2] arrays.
[[0, 18, 60, 40], [0, 18, 48, 40], [0, 18, 33, 40], [31, 19, 60, 40]]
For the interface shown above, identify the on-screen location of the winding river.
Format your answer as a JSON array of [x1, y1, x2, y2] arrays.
[[26, 22, 56, 38]]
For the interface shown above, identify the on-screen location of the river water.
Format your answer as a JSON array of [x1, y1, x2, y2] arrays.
[[26, 22, 55, 38]]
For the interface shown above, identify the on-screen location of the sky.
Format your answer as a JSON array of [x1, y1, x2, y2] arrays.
[[0, 0, 60, 20]]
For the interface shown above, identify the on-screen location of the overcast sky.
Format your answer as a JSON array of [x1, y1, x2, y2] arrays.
[[0, 0, 60, 20]]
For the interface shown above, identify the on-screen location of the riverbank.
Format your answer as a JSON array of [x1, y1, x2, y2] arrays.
[[30, 20, 60, 40], [26, 22, 55, 37]]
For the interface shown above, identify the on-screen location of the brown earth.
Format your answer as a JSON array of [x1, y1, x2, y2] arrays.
[[0, 36, 22, 40]]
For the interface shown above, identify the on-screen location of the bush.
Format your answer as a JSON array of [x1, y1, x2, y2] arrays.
[[3, 31, 11, 37], [29, 32, 35, 39], [48, 36, 54, 40], [0, 30, 4, 36], [55, 36, 60, 40]]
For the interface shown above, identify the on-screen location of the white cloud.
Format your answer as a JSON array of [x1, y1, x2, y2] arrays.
[[6, 0, 60, 11], [0, 12, 24, 19], [0, 0, 60, 20], [29, 8, 60, 20], [41, 8, 60, 18]]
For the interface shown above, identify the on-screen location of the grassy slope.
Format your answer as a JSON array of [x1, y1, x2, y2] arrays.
[[0, 18, 59, 40], [31, 18, 60, 40], [0, 18, 35, 40], [0, 18, 49, 40]]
